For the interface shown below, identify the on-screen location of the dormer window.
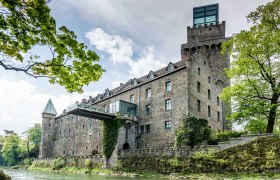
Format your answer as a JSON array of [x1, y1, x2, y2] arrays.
[[132, 79, 138, 86], [148, 71, 155, 80], [167, 62, 175, 72]]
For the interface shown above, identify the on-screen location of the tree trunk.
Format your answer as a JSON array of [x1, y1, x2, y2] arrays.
[[266, 93, 278, 133]]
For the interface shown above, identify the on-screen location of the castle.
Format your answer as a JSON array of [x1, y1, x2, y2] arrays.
[[39, 4, 230, 160]]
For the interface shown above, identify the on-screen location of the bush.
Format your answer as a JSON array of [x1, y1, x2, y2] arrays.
[[23, 158, 32, 166], [51, 158, 66, 170], [84, 159, 92, 168], [208, 131, 246, 144]]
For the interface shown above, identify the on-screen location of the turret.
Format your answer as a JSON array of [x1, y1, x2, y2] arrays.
[[181, 4, 230, 86], [39, 99, 57, 158]]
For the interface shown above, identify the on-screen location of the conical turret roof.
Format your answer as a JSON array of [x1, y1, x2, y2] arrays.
[[42, 99, 57, 115]]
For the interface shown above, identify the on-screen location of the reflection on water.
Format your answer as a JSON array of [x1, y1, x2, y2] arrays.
[[1, 167, 159, 180]]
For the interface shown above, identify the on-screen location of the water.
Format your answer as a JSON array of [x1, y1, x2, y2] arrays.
[[1, 167, 160, 180]]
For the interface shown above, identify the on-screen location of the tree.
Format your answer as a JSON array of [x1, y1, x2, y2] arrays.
[[221, 0, 280, 133], [1, 134, 20, 166], [0, 0, 103, 93], [245, 119, 267, 134], [24, 123, 41, 158]]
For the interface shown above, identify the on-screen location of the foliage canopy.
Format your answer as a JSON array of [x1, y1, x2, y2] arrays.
[[0, 0, 103, 92], [221, 0, 280, 133]]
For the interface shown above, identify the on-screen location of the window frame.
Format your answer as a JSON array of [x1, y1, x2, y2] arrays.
[[165, 121, 172, 130], [145, 124, 151, 133], [146, 104, 152, 116], [197, 100, 201, 112], [208, 105, 211, 117], [197, 81, 201, 93], [147, 88, 152, 98], [166, 81, 172, 92], [165, 99, 172, 111], [130, 94, 135, 103]]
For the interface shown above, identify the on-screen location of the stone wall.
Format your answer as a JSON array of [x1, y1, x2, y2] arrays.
[[187, 49, 225, 131], [39, 113, 56, 158], [53, 116, 102, 157]]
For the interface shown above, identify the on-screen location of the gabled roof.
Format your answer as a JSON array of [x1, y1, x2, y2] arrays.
[[147, 71, 156, 79], [42, 99, 57, 115], [166, 62, 176, 71]]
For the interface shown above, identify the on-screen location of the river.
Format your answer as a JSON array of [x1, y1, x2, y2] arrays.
[[1, 167, 161, 180]]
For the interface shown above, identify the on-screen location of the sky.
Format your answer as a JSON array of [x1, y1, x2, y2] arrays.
[[0, 0, 272, 135]]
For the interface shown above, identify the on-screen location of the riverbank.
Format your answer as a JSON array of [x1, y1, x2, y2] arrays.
[[24, 135, 280, 179], [4, 166, 280, 180]]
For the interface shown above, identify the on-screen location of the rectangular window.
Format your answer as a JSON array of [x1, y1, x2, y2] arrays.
[[146, 104, 152, 115], [166, 81, 171, 92], [130, 94, 135, 103], [104, 104, 107, 112], [90, 124, 92, 129], [165, 121, 171, 130], [217, 96, 220, 106], [208, 106, 211, 117], [89, 135, 92, 140], [147, 88, 152, 98], [197, 81, 201, 93], [140, 125, 144, 134], [208, 89, 211, 100], [165, 99, 172, 111], [208, 76, 211, 83], [197, 100, 201, 112], [217, 111, 220, 121], [145, 124, 151, 133], [83, 125, 85, 131], [98, 132, 101, 139], [193, 4, 218, 26], [68, 129, 71, 134], [198, 67, 201, 75]]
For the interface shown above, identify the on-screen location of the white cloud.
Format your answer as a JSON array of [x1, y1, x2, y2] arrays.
[[86, 28, 133, 64], [112, 81, 122, 89], [0, 78, 99, 135], [86, 28, 166, 78]]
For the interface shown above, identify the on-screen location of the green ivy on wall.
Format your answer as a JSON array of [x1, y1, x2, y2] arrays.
[[175, 116, 210, 148], [102, 113, 125, 158]]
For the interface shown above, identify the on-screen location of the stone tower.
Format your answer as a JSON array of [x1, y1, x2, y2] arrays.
[[181, 4, 231, 130], [39, 99, 57, 158], [181, 4, 230, 86]]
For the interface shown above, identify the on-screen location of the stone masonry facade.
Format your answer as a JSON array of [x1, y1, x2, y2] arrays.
[[39, 21, 230, 159]]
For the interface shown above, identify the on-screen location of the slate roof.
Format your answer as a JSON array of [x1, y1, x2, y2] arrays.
[[86, 60, 186, 105], [42, 99, 57, 115]]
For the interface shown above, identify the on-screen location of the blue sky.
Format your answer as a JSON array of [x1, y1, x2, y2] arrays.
[[0, 0, 272, 135]]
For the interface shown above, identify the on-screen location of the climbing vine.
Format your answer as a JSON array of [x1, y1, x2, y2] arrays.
[[175, 116, 210, 148], [102, 113, 125, 158]]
